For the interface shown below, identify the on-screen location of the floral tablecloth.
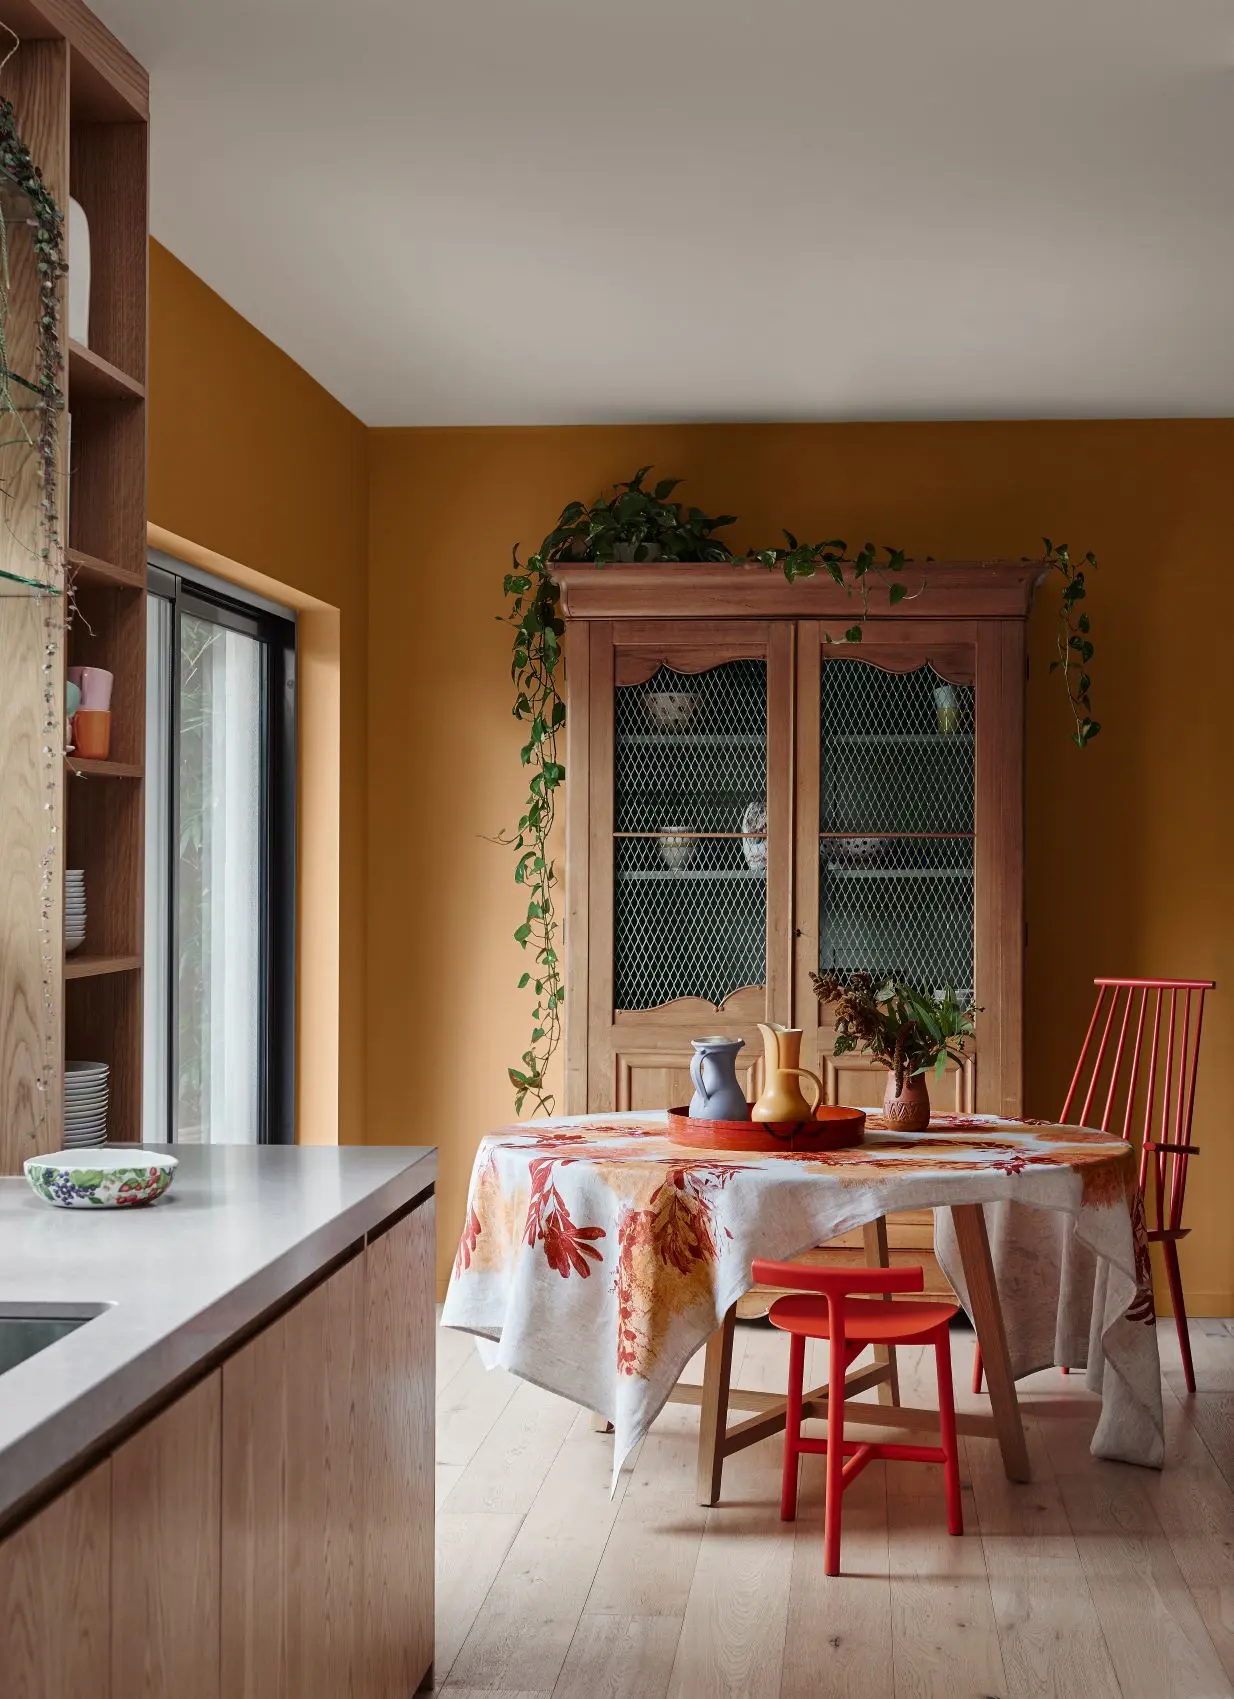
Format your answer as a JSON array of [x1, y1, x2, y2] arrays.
[[442, 1111, 1163, 1483]]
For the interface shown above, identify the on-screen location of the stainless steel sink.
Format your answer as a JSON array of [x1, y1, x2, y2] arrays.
[[0, 1305, 108, 1377]]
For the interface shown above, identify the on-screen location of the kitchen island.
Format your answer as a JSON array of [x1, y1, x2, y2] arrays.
[[0, 1144, 436, 1698]]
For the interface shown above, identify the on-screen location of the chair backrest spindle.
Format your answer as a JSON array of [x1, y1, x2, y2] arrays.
[[1121, 986, 1148, 1145], [1102, 984, 1135, 1133]]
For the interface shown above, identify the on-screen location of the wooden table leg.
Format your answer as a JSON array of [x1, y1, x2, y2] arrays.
[[950, 1202, 1030, 1482], [863, 1216, 900, 1407], [696, 1305, 736, 1506]]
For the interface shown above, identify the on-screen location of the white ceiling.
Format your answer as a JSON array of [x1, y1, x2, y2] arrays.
[[92, 0, 1234, 427]]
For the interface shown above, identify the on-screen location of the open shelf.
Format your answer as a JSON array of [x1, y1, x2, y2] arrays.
[[67, 546, 144, 592], [66, 756, 143, 778], [68, 339, 145, 403], [64, 953, 142, 980]]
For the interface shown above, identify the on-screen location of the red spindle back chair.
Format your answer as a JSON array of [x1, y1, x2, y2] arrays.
[[975, 976, 1214, 1398], [1060, 976, 1213, 1392]]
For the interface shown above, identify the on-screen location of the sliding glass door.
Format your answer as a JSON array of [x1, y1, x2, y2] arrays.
[[144, 562, 296, 1144]]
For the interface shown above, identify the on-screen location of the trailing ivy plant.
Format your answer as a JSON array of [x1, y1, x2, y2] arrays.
[[501, 552, 567, 1113], [0, 95, 67, 591], [1044, 538, 1100, 747], [501, 472, 737, 1112], [501, 469, 1100, 1113], [747, 535, 920, 644]]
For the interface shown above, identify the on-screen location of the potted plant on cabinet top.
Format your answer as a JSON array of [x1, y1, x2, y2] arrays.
[[811, 971, 979, 1131]]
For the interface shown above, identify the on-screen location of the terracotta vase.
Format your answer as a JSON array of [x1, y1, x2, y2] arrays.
[[883, 1069, 930, 1132]]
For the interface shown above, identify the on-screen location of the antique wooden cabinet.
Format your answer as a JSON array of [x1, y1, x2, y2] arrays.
[[560, 561, 1040, 1280]]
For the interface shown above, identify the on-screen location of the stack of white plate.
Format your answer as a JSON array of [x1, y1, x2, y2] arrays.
[[65, 870, 86, 954], [63, 1061, 108, 1147]]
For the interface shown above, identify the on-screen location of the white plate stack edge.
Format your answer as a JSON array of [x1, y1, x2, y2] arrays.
[[65, 869, 86, 955], [63, 1059, 108, 1147]]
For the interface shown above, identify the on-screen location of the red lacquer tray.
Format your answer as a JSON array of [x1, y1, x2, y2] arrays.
[[666, 1104, 865, 1153]]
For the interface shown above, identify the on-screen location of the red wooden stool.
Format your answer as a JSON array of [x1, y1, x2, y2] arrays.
[[974, 975, 1214, 1396], [751, 1259, 963, 1576]]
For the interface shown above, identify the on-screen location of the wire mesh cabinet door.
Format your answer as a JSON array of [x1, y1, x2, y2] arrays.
[[568, 619, 794, 1114], [793, 619, 1025, 1120]]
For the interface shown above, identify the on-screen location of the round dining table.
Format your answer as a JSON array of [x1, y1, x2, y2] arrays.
[[442, 1109, 1164, 1503]]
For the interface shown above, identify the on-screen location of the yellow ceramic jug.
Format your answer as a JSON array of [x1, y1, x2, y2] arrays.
[[752, 1023, 824, 1122]]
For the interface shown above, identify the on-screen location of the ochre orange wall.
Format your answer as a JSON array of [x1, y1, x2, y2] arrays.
[[367, 421, 1234, 1300], [148, 240, 369, 1143]]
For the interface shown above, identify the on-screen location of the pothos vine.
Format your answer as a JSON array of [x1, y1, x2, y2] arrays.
[[503, 470, 1100, 1113]]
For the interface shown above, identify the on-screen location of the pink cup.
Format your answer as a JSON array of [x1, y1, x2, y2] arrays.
[[68, 666, 114, 711]]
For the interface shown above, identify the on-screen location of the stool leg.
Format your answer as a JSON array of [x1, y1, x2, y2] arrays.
[[824, 1326, 847, 1576], [971, 1342, 984, 1395], [782, 1331, 805, 1522], [934, 1327, 963, 1537]]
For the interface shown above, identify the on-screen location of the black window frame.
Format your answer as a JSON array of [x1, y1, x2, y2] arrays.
[[147, 555, 297, 1145]]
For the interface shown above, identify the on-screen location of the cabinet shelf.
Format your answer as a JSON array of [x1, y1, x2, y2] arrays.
[[66, 756, 143, 779], [66, 547, 144, 591], [68, 340, 146, 404], [827, 732, 973, 745], [824, 867, 974, 880], [618, 733, 764, 747], [64, 953, 142, 980], [618, 869, 766, 882]]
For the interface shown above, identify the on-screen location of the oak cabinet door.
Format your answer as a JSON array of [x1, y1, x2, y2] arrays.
[[571, 619, 794, 1112], [112, 1373, 221, 1699], [795, 619, 1022, 1116], [362, 1198, 435, 1698], [221, 1250, 364, 1699], [0, 1462, 111, 1699]]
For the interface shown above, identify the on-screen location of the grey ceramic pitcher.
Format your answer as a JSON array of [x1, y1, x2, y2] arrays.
[[688, 1037, 749, 1121]]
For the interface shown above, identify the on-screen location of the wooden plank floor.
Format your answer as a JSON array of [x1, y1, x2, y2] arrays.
[[433, 1315, 1234, 1698]]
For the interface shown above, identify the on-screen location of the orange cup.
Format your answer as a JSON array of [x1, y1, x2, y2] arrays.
[[74, 710, 111, 760]]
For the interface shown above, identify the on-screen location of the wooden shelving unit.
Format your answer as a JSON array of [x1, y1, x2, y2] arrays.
[[0, 3, 148, 1171], [63, 14, 147, 1147]]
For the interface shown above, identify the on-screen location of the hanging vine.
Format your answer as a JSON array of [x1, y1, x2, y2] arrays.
[[502, 552, 567, 1113], [1045, 538, 1100, 748], [502, 471, 1100, 1113], [0, 93, 67, 591], [0, 86, 69, 1146]]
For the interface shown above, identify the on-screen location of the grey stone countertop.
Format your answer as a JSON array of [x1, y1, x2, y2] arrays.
[[0, 1143, 436, 1532]]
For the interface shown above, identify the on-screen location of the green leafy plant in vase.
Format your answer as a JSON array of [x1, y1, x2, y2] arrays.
[[811, 971, 979, 1132]]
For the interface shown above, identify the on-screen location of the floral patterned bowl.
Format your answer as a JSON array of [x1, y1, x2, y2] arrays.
[[24, 1149, 178, 1210]]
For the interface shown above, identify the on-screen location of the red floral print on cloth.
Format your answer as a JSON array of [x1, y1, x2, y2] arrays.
[[454, 1204, 483, 1277], [524, 1156, 606, 1279], [1126, 1187, 1156, 1326], [614, 1162, 735, 1379]]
